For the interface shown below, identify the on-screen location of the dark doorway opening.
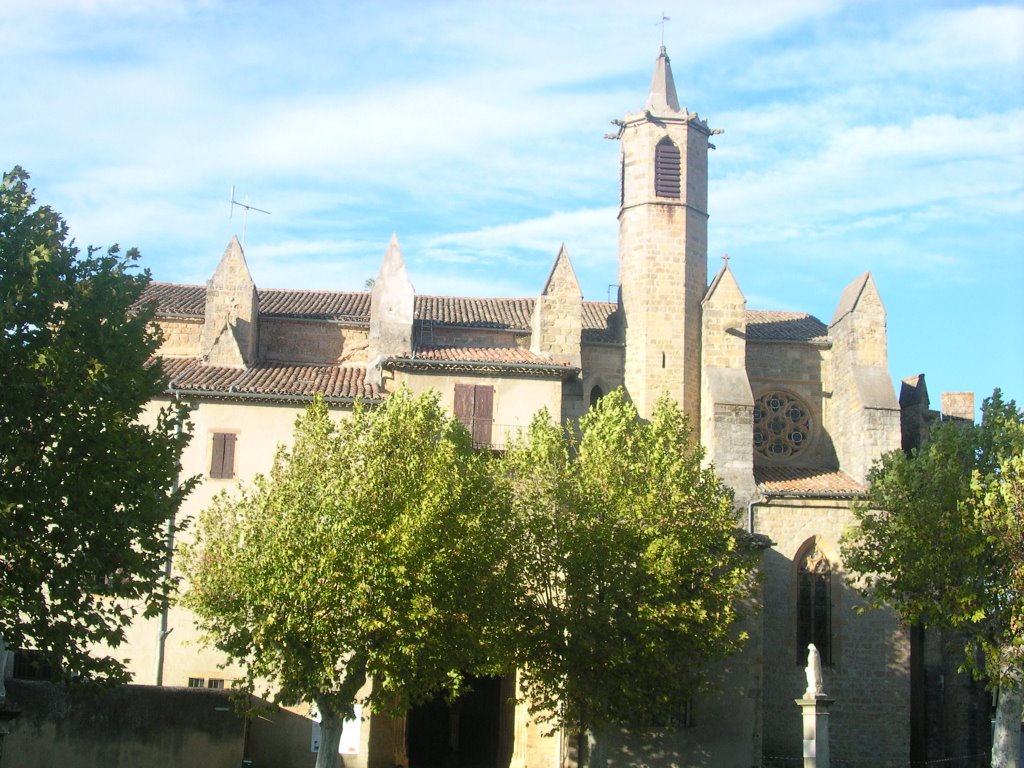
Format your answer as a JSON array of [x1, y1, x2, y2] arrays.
[[407, 675, 513, 768]]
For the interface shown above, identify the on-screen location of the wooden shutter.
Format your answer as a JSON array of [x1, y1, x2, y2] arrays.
[[453, 384, 494, 447], [210, 433, 237, 479], [472, 386, 494, 448], [454, 384, 474, 433]]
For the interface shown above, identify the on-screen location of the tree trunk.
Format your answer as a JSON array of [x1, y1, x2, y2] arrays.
[[0, 634, 7, 702], [992, 681, 1023, 768], [316, 702, 344, 768]]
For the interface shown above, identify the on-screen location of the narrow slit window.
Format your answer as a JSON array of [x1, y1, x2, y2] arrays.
[[797, 542, 832, 666]]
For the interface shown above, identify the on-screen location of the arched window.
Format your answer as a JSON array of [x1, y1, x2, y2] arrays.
[[589, 385, 604, 408], [797, 541, 832, 666], [655, 137, 681, 199]]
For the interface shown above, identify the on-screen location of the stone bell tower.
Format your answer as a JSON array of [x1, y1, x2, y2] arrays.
[[616, 46, 719, 422]]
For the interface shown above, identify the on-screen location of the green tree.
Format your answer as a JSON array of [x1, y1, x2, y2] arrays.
[[499, 389, 759, 767], [181, 390, 516, 768], [842, 390, 1024, 767], [0, 167, 192, 684]]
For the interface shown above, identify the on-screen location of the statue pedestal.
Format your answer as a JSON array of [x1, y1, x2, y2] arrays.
[[794, 695, 834, 768]]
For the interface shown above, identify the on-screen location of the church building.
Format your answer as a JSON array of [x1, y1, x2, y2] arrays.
[[120, 46, 970, 767]]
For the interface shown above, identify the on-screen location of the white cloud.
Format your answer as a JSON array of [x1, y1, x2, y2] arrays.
[[712, 109, 1024, 252]]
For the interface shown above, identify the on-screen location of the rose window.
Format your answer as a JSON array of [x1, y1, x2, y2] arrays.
[[753, 391, 812, 459]]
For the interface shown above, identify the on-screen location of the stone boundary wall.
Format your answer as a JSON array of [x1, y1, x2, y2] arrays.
[[4, 680, 312, 768]]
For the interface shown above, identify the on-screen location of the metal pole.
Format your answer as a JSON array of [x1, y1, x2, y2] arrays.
[[154, 409, 184, 686]]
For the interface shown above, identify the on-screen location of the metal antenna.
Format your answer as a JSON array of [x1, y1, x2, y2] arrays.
[[657, 12, 670, 47], [229, 185, 270, 250]]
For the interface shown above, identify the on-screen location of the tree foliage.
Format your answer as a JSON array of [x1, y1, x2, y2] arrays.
[[181, 389, 517, 766], [0, 166, 192, 683], [499, 389, 759, 734], [842, 390, 1023, 685]]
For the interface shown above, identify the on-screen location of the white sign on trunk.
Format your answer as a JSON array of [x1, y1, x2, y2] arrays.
[[311, 705, 362, 754]]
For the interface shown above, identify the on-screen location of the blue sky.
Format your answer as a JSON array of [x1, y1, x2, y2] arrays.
[[4, 0, 1022, 414]]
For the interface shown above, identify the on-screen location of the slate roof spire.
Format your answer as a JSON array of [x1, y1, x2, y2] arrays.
[[647, 45, 680, 113]]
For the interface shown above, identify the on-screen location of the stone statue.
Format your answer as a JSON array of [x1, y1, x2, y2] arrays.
[[805, 643, 824, 696]]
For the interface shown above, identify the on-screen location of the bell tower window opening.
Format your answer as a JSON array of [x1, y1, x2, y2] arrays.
[[797, 542, 832, 666], [753, 391, 812, 459], [655, 137, 681, 199]]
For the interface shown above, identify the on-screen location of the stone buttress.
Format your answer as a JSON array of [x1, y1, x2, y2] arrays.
[[826, 272, 900, 483], [700, 261, 756, 501]]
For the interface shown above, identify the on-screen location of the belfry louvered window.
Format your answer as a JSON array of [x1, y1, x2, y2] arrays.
[[655, 137, 681, 199]]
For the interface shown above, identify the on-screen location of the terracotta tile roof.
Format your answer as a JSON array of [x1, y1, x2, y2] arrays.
[[384, 345, 577, 377], [414, 296, 533, 328], [406, 345, 572, 366], [745, 311, 829, 343], [260, 289, 370, 319], [754, 466, 865, 497], [156, 357, 383, 401], [140, 283, 205, 315], [140, 282, 621, 342], [581, 301, 619, 343]]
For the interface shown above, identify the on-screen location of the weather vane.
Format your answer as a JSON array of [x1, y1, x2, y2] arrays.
[[657, 11, 670, 47], [229, 185, 270, 250]]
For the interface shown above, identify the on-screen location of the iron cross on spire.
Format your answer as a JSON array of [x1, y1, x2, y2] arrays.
[[657, 11, 670, 47], [229, 185, 270, 250]]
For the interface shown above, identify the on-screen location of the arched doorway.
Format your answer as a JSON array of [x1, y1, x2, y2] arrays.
[[406, 675, 514, 768]]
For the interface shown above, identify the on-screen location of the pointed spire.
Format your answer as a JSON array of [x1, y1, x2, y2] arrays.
[[530, 244, 583, 367], [541, 243, 582, 298], [831, 272, 884, 326], [647, 46, 680, 113], [367, 233, 415, 385], [374, 233, 414, 297], [202, 235, 259, 367], [704, 256, 746, 307]]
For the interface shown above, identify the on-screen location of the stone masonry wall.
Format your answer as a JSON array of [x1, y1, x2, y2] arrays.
[[156, 318, 202, 357], [755, 498, 910, 767], [581, 344, 625, 400], [619, 203, 707, 422], [259, 318, 368, 365], [618, 114, 708, 423], [747, 341, 837, 470], [427, 327, 528, 350]]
